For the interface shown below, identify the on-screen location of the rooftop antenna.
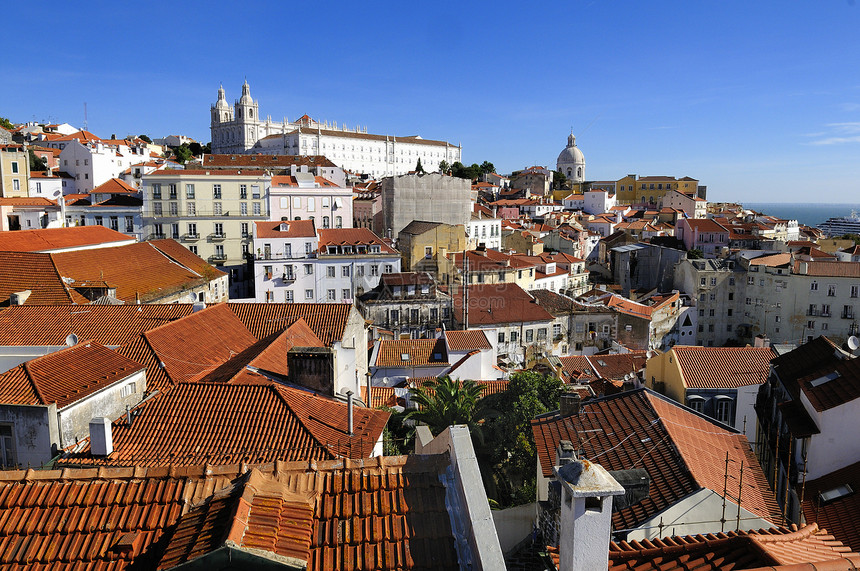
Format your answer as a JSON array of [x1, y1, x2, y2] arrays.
[[83, 102, 88, 131]]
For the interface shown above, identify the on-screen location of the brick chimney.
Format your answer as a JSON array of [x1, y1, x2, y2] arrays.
[[560, 392, 581, 417]]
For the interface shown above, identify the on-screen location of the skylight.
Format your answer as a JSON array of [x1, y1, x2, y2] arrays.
[[820, 484, 853, 503], [809, 371, 841, 388], [401, 353, 410, 361]]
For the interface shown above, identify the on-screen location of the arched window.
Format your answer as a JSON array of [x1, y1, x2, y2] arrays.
[[249, 109, 253, 118], [567, 168, 572, 176], [577, 167, 582, 178]]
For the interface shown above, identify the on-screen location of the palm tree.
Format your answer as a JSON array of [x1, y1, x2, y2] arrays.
[[405, 376, 494, 440]]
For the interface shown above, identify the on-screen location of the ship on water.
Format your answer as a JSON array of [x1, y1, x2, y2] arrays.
[[818, 210, 860, 237]]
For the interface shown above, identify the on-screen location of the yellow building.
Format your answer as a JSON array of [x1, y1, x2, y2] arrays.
[[0, 144, 30, 198], [614, 175, 699, 206], [397, 221, 466, 276]]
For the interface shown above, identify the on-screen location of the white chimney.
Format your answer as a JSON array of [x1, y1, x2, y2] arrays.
[[10, 290, 31, 306], [555, 459, 625, 571], [89, 417, 113, 456]]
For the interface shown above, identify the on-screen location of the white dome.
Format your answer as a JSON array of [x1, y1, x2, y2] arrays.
[[556, 133, 585, 182], [239, 80, 254, 105], [215, 85, 229, 109]]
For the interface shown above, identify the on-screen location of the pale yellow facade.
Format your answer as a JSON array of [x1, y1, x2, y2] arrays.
[[643, 349, 686, 403], [0, 145, 30, 198], [615, 175, 699, 206]]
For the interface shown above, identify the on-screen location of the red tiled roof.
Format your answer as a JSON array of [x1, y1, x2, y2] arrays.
[[531, 390, 781, 531], [0, 456, 457, 571], [58, 381, 389, 466], [0, 197, 58, 207], [797, 355, 860, 412], [801, 460, 860, 552], [227, 302, 352, 346], [270, 174, 339, 187], [143, 304, 258, 384], [604, 524, 860, 571], [255, 219, 316, 238], [317, 227, 397, 253], [201, 153, 337, 168], [50, 241, 224, 304], [90, 177, 138, 194], [684, 218, 729, 233], [750, 253, 792, 267], [376, 339, 449, 368], [0, 252, 86, 306], [795, 261, 860, 278], [586, 352, 648, 381], [0, 341, 143, 407], [444, 329, 492, 351], [0, 304, 195, 346], [0, 226, 133, 252], [451, 283, 554, 326], [671, 346, 773, 389]]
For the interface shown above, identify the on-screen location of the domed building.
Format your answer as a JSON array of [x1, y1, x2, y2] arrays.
[[556, 132, 585, 184]]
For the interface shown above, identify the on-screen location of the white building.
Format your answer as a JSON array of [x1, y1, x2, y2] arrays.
[[556, 132, 586, 184], [467, 204, 502, 250], [55, 135, 151, 193], [210, 81, 462, 178], [584, 189, 616, 215], [253, 222, 401, 304], [268, 172, 352, 229]]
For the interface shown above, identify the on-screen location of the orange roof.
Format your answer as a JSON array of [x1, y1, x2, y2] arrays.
[[58, 381, 390, 466], [684, 218, 729, 233], [227, 302, 353, 346], [801, 460, 860, 551], [0, 456, 459, 570], [671, 346, 773, 389], [531, 389, 781, 531], [90, 177, 138, 194], [0, 226, 133, 252], [451, 283, 555, 326], [376, 339, 449, 368], [0, 197, 58, 207], [445, 329, 492, 351], [254, 219, 316, 238], [797, 355, 860, 412], [51, 130, 102, 143], [0, 341, 144, 408], [50, 241, 225, 304], [749, 253, 792, 267], [202, 153, 337, 168], [604, 523, 860, 571], [0, 251, 87, 305], [317, 228, 396, 253], [795, 261, 860, 278]]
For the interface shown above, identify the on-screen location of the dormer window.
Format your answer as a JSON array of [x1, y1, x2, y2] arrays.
[[328, 246, 338, 254], [279, 223, 288, 232], [401, 353, 410, 361], [371, 245, 381, 253]]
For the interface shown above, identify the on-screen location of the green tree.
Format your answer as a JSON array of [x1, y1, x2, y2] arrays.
[[406, 376, 494, 440], [28, 149, 47, 172], [415, 158, 425, 174], [480, 161, 495, 175], [481, 371, 565, 506], [687, 248, 704, 259], [0, 117, 14, 130], [552, 170, 568, 190], [138, 134, 152, 144], [438, 160, 450, 174], [171, 144, 193, 164], [838, 233, 860, 245], [189, 142, 204, 156]]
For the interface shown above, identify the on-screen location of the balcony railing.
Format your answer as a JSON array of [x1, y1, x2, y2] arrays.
[[182, 233, 200, 242], [208, 233, 227, 241], [209, 254, 228, 263], [842, 312, 855, 320], [148, 233, 166, 240], [255, 252, 315, 260]]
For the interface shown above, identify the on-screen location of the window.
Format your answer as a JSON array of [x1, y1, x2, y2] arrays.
[[390, 310, 399, 323], [171, 224, 180, 239], [526, 329, 534, 343], [240, 185, 247, 199], [852, 285, 859, 298], [253, 202, 261, 215], [241, 223, 249, 238], [727, 308, 733, 316], [11, 162, 18, 174], [728, 292, 734, 301], [411, 309, 419, 323], [305, 289, 313, 300], [323, 216, 330, 228], [811, 281, 819, 291], [729, 277, 735, 286], [370, 264, 379, 276], [327, 289, 336, 301], [240, 202, 248, 215], [553, 323, 562, 338], [687, 397, 705, 413], [822, 304, 831, 316], [808, 320, 816, 329], [214, 244, 224, 258], [356, 266, 365, 277], [285, 290, 294, 302], [214, 222, 224, 237], [95, 215, 103, 226], [0, 425, 16, 468], [251, 185, 260, 199], [189, 245, 197, 255], [537, 328, 547, 341], [186, 184, 195, 199], [214, 202, 222, 215], [213, 184, 221, 199], [304, 264, 313, 275], [12, 180, 19, 191], [709, 309, 715, 316], [385, 264, 393, 273], [710, 277, 717, 286], [327, 266, 336, 278], [335, 216, 342, 228], [746, 297, 751, 305], [510, 331, 518, 343], [498, 332, 505, 343], [308, 197, 315, 212], [187, 202, 196, 216], [342, 266, 350, 277], [714, 398, 732, 424], [822, 322, 829, 330], [343, 288, 351, 299], [709, 293, 716, 301], [430, 308, 438, 322], [125, 216, 134, 233], [305, 242, 313, 254], [699, 293, 706, 302], [152, 183, 162, 199], [747, 276, 755, 285], [844, 305, 855, 319]]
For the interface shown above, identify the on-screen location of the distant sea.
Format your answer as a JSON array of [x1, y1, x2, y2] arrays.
[[743, 203, 860, 228]]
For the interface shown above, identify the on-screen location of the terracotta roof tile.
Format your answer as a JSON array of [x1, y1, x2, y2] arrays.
[[376, 339, 449, 368], [0, 252, 82, 306], [270, 174, 339, 187], [451, 283, 554, 326], [0, 197, 59, 207], [671, 346, 773, 389], [797, 356, 860, 412], [603, 523, 859, 571], [0, 304, 195, 346], [531, 389, 781, 532], [750, 253, 792, 267], [0, 226, 133, 252], [317, 228, 397, 253], [795, 261, 860, 277], [0, 342, 144, 407], [444, 330, 492, 351], [50, 241, 224, 304], [801, 461, 860, 552], [201, 153, 337, 168], [227, 302, 352, 346], [254, 219, 316, 238], [90, 178, 138, 194]]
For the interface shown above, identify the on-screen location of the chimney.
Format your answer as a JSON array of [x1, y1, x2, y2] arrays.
[[555, 439, 576, 467], [10, 290, 31, 306], [346, 390, 354, 436], [89, 417, 113, 456], [560, 392, 581, 417], [555, 460, 625, 571], [754, 334, 770, 348]]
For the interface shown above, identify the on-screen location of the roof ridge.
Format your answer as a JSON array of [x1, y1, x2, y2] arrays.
[[270, 385, 334, 459], [21, 360, 47, 405]]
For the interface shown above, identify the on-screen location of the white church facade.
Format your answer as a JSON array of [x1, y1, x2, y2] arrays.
[[210, 82, 462, 178]]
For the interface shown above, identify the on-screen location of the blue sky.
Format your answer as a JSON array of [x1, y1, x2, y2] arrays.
[[4, 1, 860, 203]]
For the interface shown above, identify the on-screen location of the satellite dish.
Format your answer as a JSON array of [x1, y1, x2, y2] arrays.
[[187, 292, 197, 303], [848, 336, 860, 351], [65, 333, 79, 347], [383, 377, 389, 386]]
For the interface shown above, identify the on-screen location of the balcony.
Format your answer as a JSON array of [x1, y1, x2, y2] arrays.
[[842, 312, 855, 320], [281, 274, 295, 283], [209, 254, 228, 263], [208, 233, 227, 242], [182, 233, 200, 242], [148, 233, 166, 240], [255, 252, 315, 261]]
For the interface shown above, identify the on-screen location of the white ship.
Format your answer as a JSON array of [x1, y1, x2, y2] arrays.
[[818, 211, 860, 237]]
